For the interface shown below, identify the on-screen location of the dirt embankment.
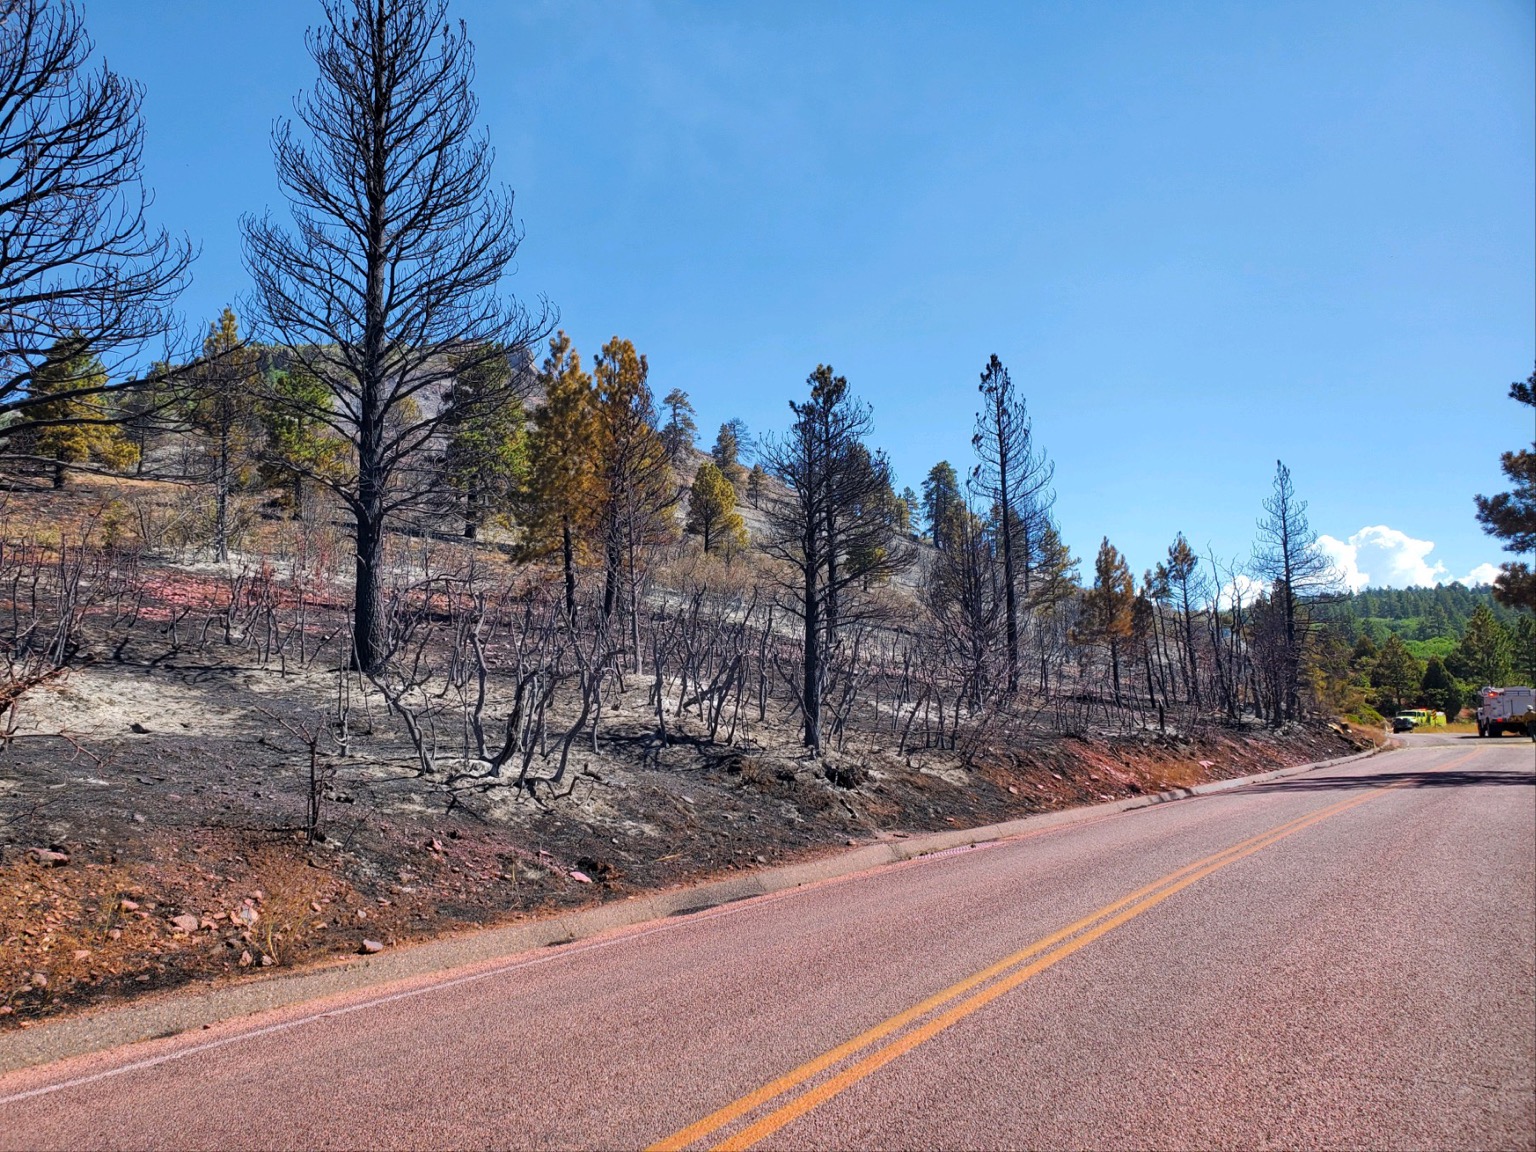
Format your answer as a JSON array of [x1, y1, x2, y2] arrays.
[[0, 653, 1375, 1031]]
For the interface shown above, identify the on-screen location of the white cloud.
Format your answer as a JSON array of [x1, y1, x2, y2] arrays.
[[1215, 572, 1268, 607], [1316, 526, 1498, 593], [1464, 562, 1502, 587]]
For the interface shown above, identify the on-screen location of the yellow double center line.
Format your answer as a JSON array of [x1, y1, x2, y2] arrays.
[[650, 751, 1479, 1151]]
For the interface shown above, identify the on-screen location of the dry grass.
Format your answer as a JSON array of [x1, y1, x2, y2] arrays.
[[0, 861, 140, 1012], [247, 849, 328, 966]]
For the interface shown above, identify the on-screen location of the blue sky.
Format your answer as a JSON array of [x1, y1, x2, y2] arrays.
[[87, 0, 1534, 589]]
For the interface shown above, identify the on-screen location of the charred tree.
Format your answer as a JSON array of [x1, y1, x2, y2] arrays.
[[761, 366, 908, 753], [971, 355, 1055, 693], [0, 0, 191, 465], [1252, 461, 1335, 722], [242, 0, 549, 672]]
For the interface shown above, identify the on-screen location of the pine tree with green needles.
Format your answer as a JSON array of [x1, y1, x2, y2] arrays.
[[22, 338, 139, 488], [1420, 657, 1462, 720], [922, 461, 965, 551], [660, 389, 698, 463], [1454, 603, 1512, 687], [1373, 634, 1423, 710], [686, 460, 747, 554]]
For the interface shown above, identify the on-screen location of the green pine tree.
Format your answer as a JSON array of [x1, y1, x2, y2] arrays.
[[1455, 604, 1513, 687], [685, 459, 747, 554]]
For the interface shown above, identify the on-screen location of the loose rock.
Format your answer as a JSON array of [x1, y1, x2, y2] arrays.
[[360, 939, 384, 954]]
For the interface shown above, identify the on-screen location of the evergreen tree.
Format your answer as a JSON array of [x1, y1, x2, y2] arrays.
[[711, 421, 745, 483], [1454, 604, 1513, 687], [1029, 525, 1079, 611], [1157, 532, 1208, 706], [1075, 537, 1136, 706], [1513, 615, 1536, 685], [186, 308, 263, 560], [592, 337, 676, 661], [893, 485, 916, 534], [685, 460, 746, 554], [1420, 657, 1462, 720], [746, 463, 766, 509], [1349, 632, 1379, 676], [261, 365, 347, 520], [1373, 634, 1423, 709], [116, 364, 179, 476], [921, 461, 965, 551], [659, 389, 698, 463], [20, 338, 139, 488], [1474, 368, 1536, 611], [519, 332, 600, 619], [442, 347, 526, 539]]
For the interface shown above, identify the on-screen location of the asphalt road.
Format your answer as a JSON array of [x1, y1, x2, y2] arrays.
[[1, 735, 1532, 1150]]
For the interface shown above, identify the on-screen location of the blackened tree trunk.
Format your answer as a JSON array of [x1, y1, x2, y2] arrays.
[[1252, 462, 1336, 722], [242, 0, 548, 675], [802, 527, 823, 753], [762, 366, 908, 755], [561, 518, 578, 622], [972, 355, 1055, 695], [0, 0, 191, 457], [215, 422, 230, 562]]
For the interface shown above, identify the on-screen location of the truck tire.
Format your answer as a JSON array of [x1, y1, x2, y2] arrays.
[[1477, 720, 1487, 737]]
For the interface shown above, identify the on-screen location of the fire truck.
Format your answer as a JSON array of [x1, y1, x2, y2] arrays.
[[1476, 686, 1536, 738]]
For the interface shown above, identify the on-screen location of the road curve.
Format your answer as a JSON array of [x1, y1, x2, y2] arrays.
[[1, 736, 1531, 1150]]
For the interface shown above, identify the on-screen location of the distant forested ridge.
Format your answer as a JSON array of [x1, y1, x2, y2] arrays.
[[1327, 583, 1534, 721], [1338, 583, 1520, 651]]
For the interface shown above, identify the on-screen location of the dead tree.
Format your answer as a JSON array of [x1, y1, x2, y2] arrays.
[[760, 365, 909, 754], [971, 355, 1055, 693], [0, 0, 192, 458], [1251, 461, 1336, 722], [922, 482, 1002, 710], [242, 0, 550, 673]]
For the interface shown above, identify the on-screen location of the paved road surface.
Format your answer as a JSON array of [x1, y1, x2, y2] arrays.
[[1, 735, 1531, 1150]]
